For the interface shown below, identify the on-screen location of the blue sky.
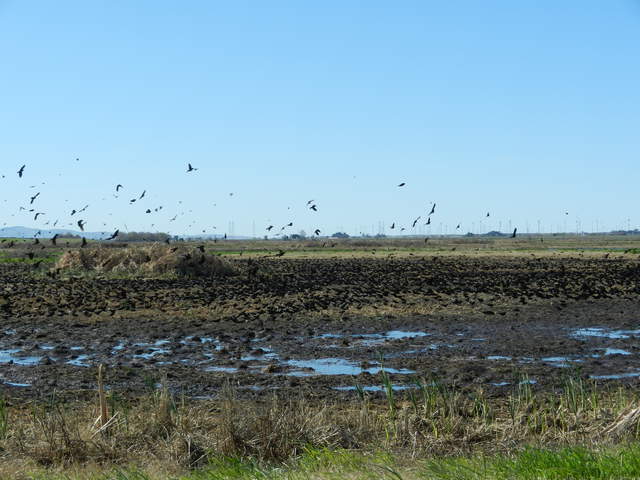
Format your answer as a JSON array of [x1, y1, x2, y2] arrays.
[[1, 1, 639, 237]]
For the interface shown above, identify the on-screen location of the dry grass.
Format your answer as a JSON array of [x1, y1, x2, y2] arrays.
[[0, 375, 639, 474], [55, 244, 236, 277]]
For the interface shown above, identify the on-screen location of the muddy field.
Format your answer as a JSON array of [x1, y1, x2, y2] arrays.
[[2, 252, 640, 399]]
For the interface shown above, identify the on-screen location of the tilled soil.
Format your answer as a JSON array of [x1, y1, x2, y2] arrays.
[[1, 254, 640, 399]]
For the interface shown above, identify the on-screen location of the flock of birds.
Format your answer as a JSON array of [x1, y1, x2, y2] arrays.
[[4, 162, 519, 249]]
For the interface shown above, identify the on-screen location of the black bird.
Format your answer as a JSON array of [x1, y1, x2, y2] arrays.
[[187, 163, 198, 172], [306, 199, 315, 205], [412, 217, 421, 228], [426, 217, 431, 225], [139, 190, 146, 200], [71, 209, 77, 215], [164, 237, 171, 244], [81, 237, 87, 248], [116, 184, 123, 192], [51, 234, 58, 246], [456, 224, 461, 229], [266, 225, 274, 231], [145, 209, 151, 214], [314, 229, 321, 235], [511, 228, 517, 238], [77, 219, 86, 231], [486, 212, 490, 217], [429, 204, 436, 215], [34, 212, 44, 221], [390, 222, 395, 229], [309, 204, 318, 211], [30, 192, 40, 204], [197, 245, 205, 253], [17, 165, 25, 178], [106, 229, 119, 241], [397, 182, 406, 187]]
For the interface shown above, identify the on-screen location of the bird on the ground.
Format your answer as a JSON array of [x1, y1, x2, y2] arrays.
[[511, 228, 517, 238], [81, 237, 87, 248], [30, 193, 40, 204], [17, 165, 25, 178], [397, 182, 406, 187], [77, 219, 86, 231], [51, 234, 58, 246], [187, 163, 198, 172]]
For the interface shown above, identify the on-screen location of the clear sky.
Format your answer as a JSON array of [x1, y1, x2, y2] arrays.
[[1, 1, 639, 237]]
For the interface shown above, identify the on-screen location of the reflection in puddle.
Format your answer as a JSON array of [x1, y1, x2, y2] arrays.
[[572, 327, 640, 340], [334, 385, 411, 392], [286, 358, 415, 376], [0, 349, 42, 365]]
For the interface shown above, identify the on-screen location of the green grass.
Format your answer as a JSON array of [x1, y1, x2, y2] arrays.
[[14, 444, 640, 479]]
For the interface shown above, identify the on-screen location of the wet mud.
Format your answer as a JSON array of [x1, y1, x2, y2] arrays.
[[1, 255, 640, 398]]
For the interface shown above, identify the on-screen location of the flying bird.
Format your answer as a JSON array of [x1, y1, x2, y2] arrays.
[[77, 219, 86, 231], [116, 184, 123, 192], [33, 212, 44, 221], [139, 190, 146, 200], [429, 204, 436, 215], [390, 222, 395, 230], [314, 229, 321, 235], [486, 212, 490, 217], [397, 182, 406, 187], [17, 165, 25, 178], [187, 163, 198, 172], [306, 199, 315, 205], [309, 204, 318, 211], [30, 192, 40, 204], [266, 225, 274, 231], [106, 229, 119, 241], [511, 228, 517, 238], [412, 217, 421, 228]]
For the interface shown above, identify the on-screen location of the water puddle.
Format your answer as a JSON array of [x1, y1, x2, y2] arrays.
[[487, 355, 512, 361], [317, 330, 429, 347], [286, 358, 415, 376], [0, 349, 42, 365], [572, 327, 640, 340], [590, 371, 640, 380], [334, 385, 412, 392]]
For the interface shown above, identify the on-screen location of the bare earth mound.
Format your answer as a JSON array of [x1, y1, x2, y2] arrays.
[[55, 244, 236, 277]]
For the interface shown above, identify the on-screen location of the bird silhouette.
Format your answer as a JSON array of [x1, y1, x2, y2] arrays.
[[306, 199, 315, 205], [30, 193, 40, 204], [412, 217, 421, 228], [486, 212, 490, 217], [77, 219, 86, 231], [106, 229, 119, 240], [397, 182, 406, 187], [51, 234, 58, 246], [426, 217, 431, 225], [314, 229, 321, 235], [390, 222, 395, 229], [429, 204, 436, 215], [456, 224, 461, 229], [116, 184, 123, 192], [33, 212, 44, 221], [309, 204, 318, 211], [17, 165, 25, 178], [139, 190, 146, 200], [511, 228, 517, 238], [81, 237, 87, 248], [266, 225, 274, 231], [187, 163, 198, 172]]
